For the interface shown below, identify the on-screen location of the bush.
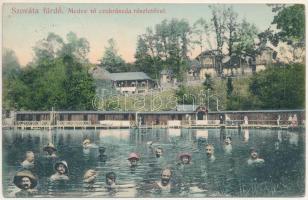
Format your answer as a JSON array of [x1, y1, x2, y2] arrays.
[[249, 64, 305, 109]]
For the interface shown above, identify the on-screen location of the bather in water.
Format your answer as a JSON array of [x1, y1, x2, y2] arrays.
[[105, 172, 135, 195], [223, 137, 232, 155], [247, 148, 265, 166], [98, 147, 107, 162], [205, 144, 216, 162], [83, 169, 97, 190], [151, 168, 179, 195], [128, 152, 140, 169], [21, 151, 35, 170], [177, 153, 192, 170], [50, 160, 69, 181], [13, 170, 38, 197], [43, 143, 57, 159]]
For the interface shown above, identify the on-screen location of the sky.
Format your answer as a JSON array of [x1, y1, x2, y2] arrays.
[[3, 3, 278, 66]]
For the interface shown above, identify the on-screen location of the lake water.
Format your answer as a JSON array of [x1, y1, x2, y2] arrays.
[[2, 128, 305, 197]]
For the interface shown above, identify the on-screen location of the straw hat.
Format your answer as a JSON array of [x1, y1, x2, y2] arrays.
[[43, 143, 57, 152], [83, 139, 91, 146], [179, 153, 192, 161], [54, 160, 69, 174], [83, 169, 97, 179], [13, 170, 38, 189], [128, 152, 140, 161]]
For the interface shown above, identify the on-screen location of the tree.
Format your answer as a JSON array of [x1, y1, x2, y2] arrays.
[[233, 19, 259, 74], [271, 4, 305, 63], [99, 38, 126, 73], [192, 18, 210, 53], [226, 77, 233, 98], [2, 49, 21, 110], [61, 32, 90, 63], [234, 19, 258, 55], [135, 19, 192, 80], [175, 85, 195, 104], [225, 7, 239, 57], [134, 36, 157, 78], [249, 64, 305, 109], [272, 4, 305, 44], [2, 48, 20, 79], [33, 32, 91, 64], [209, 5, 227, 75], [33, 32, 64, 64], [6, 33, 96, 111], [203, 74, 214, 91]]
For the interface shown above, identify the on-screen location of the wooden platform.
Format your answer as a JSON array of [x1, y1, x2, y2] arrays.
[[2, 121, 304, 130]]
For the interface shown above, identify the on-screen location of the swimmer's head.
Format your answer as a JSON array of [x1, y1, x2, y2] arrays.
[[160, 168, 172, 186], [205, 144, 215, 157], [224, 137, 232, 145], [106, 172, 116, 186], [250, 148, 258, 160], [155, 147, 163, 158], [25, 151, 34, 162]]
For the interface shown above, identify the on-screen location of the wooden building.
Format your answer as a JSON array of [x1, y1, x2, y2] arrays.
[[13, 109, 305, 127], [90, 66, 154, 94]]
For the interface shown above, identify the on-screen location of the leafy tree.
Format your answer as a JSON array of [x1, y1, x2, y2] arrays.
[[33, 32, 90, 64], [2, 48, 21, 79], [203, 74, 214, 90], [226, 95, 261, 110], [99, 38, 126, 72], [234, 19, 258, 57], [272, 4, 305, 44], [2, 49, 21, 110], [61, 32, 90, 63], [6, 33, 96, 111], [225, 7, 239, 57], [134, 36, 158, 78], [271, 4, 305, 63], [192, 18, 210, 53], [62, 55, 96, 110], [249, 63, 305, 109], [135, 18, 192, 80], [226, 77, 233, 98], [175, 85, 195, 104], [209, 5, 227, 75], [33, 32, 64, 64]]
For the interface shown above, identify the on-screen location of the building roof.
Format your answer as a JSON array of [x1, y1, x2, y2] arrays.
[[195, 50, 220, 60], [15, 109, 305, 115], [176, 104, 199, 112], [90, 67, 151, 81], [109, 72, 151, 81]]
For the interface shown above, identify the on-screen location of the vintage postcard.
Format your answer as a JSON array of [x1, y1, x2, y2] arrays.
[[1, 1, 306, 198]]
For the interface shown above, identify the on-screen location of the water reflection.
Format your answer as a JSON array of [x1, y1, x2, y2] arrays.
[[243, 129, 249, 143], [2, 128, 305, 197]]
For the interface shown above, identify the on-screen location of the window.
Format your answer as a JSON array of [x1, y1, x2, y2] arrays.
[[83, 114, 88, 121], [98, 114, 105, 120]]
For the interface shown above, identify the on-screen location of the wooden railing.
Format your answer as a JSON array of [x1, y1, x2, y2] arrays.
[[57, 121, 91, 127], [17, 120, 51, 126]]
